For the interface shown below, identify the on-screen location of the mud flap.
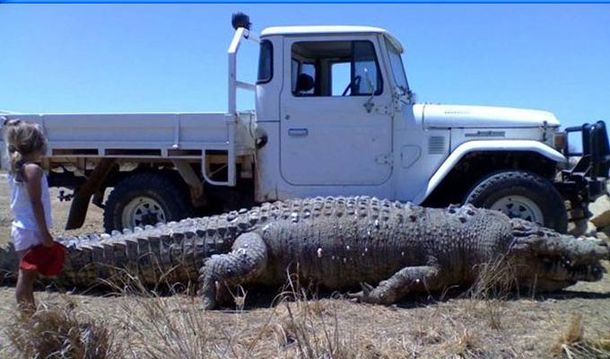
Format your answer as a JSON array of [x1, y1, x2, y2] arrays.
[[65, 158, 116, 230]]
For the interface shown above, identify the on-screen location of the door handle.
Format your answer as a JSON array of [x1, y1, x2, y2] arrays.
[[288, 128, 309, 137]]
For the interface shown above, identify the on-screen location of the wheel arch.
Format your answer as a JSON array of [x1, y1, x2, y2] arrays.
[[420, 140, 566, 207]]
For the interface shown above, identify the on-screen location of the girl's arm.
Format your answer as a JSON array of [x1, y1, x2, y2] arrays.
[[23, 164, 54, 247]]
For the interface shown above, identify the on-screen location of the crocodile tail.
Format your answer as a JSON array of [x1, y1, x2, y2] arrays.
[[56, 218, 233, 290], [57, 234, 194, 290]]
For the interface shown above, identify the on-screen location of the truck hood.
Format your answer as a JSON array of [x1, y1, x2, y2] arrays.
[[416, 104, 560, 128]]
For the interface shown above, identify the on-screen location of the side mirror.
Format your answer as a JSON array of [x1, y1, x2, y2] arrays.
[[395, 86, 417, 105], [408, 91, 417, 104]]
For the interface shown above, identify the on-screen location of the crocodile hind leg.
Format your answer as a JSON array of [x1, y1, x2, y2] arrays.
[[351, 265, 440, 305], [198, 232, 268, 309]]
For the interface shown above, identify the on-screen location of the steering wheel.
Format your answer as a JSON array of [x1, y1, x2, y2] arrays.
[[341, 75, 361, 96]]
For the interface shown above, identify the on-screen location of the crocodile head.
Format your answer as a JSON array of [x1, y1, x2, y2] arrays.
[[508, 219, 609, 291]]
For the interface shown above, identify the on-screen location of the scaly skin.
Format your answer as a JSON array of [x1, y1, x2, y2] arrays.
[[198, 197, 610, 309], [0, 197, 608, 309]]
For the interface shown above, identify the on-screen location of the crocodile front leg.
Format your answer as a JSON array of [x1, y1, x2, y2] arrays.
[[351, 265, 440, 305], [198, 232, 268, 309]]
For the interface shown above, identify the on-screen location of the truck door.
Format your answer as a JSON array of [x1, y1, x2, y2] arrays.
[[280, 37, 393, 186]]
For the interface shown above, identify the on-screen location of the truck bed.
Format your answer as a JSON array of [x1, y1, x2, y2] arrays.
[[1, 111, 256, 160]]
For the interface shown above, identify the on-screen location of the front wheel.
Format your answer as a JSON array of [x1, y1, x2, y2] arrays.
[[465, 170, 568, 233], [103, 172, 193, 233]]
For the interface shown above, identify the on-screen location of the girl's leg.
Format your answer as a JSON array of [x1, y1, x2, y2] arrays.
[[15, 250, 37, 312]]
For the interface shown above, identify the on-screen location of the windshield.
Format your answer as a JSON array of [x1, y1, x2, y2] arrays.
[[386, 38, 410, 94]]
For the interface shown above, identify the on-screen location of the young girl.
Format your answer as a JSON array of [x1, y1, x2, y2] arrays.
[[3, 118, 54, 311]]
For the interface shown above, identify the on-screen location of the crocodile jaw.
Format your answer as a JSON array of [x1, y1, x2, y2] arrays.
[[509, 219, 609, 291]]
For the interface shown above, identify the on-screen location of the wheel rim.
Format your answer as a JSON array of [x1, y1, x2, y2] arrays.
[[489, 195, 544, 224], [121, 196, 166, 228]]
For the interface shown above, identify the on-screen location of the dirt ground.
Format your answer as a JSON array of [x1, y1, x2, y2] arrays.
[[0, 174, 609, 358]]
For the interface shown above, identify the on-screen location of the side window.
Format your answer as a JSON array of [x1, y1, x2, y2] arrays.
[[353, 41, 382, 96], [331, 62, 350, 96], [291, 58, 317, 96], [257, 40, 273, 84], [291, 40, 382, 97], [386, 38, 409, 92]]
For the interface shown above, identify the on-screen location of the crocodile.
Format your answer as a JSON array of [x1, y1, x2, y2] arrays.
[[197, 197, 610, 308], [0, 197, 608, 309]]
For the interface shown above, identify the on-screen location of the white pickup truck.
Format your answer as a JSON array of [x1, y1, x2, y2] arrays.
[[2, 14, 608, 233]]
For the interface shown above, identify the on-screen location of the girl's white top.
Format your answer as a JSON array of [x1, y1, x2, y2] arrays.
[[9, 172, 53, 231]]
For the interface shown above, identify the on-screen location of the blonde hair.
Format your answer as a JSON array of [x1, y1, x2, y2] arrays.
[[2, 118, 48, 182]]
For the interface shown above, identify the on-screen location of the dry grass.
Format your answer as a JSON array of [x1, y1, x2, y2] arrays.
[[467, 256, 518, 300], [112, 272, 400, 358], [1, 274, 610, 358], [552, 314, 610, 358], [461, 256, 517, 331], [4, 297, 121, 359], [269, 275, 360, 358]]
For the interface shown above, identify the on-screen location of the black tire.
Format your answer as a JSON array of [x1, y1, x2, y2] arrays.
[[465, 170, 568, 233], [103, 172, 193, 233]]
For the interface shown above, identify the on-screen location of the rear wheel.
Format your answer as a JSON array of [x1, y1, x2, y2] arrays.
[[103, 172, 193, 232], [465, 170, 568, 233], [121, 196, 167, 228]]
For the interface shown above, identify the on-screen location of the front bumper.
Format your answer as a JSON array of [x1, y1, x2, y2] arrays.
[[555, 121, 610, 216]]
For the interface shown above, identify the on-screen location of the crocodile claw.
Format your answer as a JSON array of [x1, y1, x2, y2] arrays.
[[346, 291, 364, 302], [198, 278, 218, 310], [361, 282, 374, 295], [202, 295, 216, 310], [346, 282, 375, 302]]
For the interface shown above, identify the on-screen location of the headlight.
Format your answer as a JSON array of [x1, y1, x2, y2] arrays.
[[553, 131, 567, 151]]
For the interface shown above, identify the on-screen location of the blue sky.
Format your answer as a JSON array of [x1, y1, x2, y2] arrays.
[[1, 4, 609, 129]]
